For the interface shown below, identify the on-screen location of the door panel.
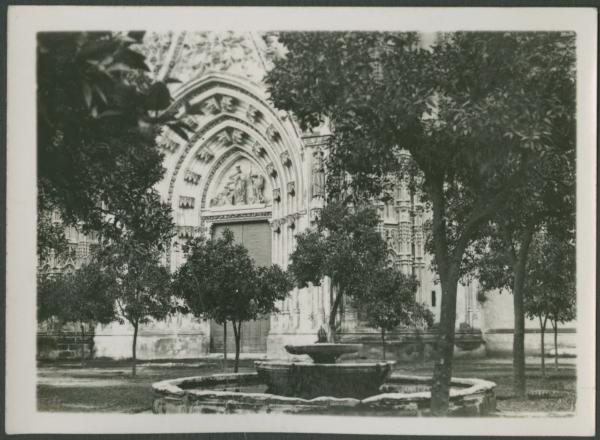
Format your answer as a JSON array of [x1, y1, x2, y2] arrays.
[[210, 221, 271, 353]]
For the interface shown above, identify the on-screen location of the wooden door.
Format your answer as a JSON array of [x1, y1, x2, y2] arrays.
[[210, 221, 272, 353]]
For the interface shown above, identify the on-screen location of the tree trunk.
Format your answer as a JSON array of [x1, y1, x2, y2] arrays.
[[381, 328, 386, 361], [539, 316, 547, 378], [328, 287, 343, 343], [512, 227, 534, 397], [552, 320, 559, 372], [431, 273, 459, 415], [80, 323, 86, 367], [223, 322, 228, 372], [232, 321, 242, 373], [131, 321, 138, 377]]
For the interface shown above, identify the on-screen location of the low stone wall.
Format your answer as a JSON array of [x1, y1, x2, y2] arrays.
[[37, 332, 95, 360], [93, 334, 210, 360], [152, 372, 496, 416], [483, 328, 576, 357], [339, 328, 486, 362]]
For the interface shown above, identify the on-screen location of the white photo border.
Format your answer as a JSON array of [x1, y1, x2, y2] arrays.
[[5, 5, 597, 436]]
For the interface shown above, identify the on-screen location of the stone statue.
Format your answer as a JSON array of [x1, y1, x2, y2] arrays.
[[312, 149, 325, 198], [230, 166, 246, 205], [249, 173, 266, 204]]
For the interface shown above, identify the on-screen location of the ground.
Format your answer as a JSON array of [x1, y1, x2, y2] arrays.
[[37, 356, 576, 415]]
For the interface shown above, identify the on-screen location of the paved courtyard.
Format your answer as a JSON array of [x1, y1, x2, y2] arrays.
[[37, 356, 576, 415]]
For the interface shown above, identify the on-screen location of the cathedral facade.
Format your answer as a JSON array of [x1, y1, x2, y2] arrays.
[[41, 31, 575, 361]]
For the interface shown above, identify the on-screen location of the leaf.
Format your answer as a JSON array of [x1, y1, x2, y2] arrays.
[[144, 82, 172, 111], [127, 31, 146, 43], [82, 82, 93, 108], [94, 85, 108, 104], [115, 48, 150, 72], [98, 110, 123, 119], [164, 77, 182, 84], [185, 101, 205, 116], [167, 123, 190, 142]]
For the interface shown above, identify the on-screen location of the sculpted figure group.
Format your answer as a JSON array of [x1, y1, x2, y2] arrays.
[[210, 164, 267, 207]]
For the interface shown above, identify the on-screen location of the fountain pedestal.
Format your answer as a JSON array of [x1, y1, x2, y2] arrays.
[[255, 343, 395, 399]]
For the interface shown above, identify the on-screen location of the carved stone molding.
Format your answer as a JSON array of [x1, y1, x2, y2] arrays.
[[216, 128, 246, 148], [266, 124, 280, 142], [204, 96, 222, 115], [204, 211, 272, 223], [272, 188, 281, 203], [184, 170, 201, 185], [202, 94, 238, 115], [287, 181, 296, 197], [247, 105, 263, 123], [266, 162, 277, 178], [220, 95, 237, 112], [251, 141, 266, 158], [287, 216, 296, 230], [179, 196, 195, 209], [159, 137, 180, 153], [196, 149, 215, 164], [302, 134, 333, 148], [310, 208, 322, 225], [280, 150, 292, 168], [177, 225, 201, 239], [168, 114, 277, 206], [269, 217, 286, 233], [182, 115, 200, 131]]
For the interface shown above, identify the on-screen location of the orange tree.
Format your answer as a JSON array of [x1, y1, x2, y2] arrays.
[[96, 238, 173, 377], [38, 262, 116, 365], [173, 229, 292, 372], [352, 267, 433, 360], [288, 201, 388, 342], [265, 31, 575, 413]]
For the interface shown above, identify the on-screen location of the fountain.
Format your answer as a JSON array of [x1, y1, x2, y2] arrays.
[[256, 343, 394, 399], [152, 332, 497, 416]]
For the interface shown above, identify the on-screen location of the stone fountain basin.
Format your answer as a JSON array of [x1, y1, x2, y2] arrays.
[[152, 372, 497, 416], [284, 343, 362, 363], [255, 360, 395, 399]]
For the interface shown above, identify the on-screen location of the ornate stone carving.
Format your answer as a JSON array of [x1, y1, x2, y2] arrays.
[[184, 170, 201, 185], [179, 196, 195, 209], [209, 162, 269, 207], [286, 214, 299, 230], [196, 148, 215, 163], [246, 105, 262, 123], [204, 96, 222, 114], [251, 141, 266, 158], [287, 181, 296, 197], [266, 162, 277, 178], [177, 225, 200, 239], [266, 124, 280, 142], [310, 208, 322, 225], [302, 134, 332, 148], [216, 128, 245, 147], [202, 94, 238, 115], [182, 115, 200, 131], [270, 218, 286, 234], [158, 137, 179, 153], [281, 150, 292, 168], [272, 188, 281, 203], [311, 149, 325, 198], [220, 95, 237, 112]]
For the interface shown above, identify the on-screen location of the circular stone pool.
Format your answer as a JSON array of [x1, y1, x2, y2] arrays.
[[152, 371, 497, 416]]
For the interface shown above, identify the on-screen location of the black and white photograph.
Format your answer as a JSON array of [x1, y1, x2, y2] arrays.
[[4, 5, 596, 436]]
